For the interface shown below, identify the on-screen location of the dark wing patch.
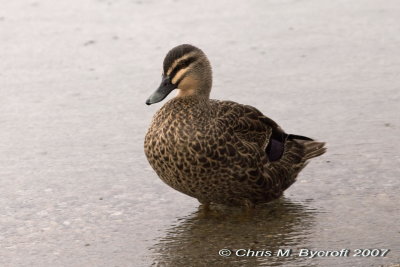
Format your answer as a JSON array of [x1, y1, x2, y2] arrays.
[[266, 139, 284, 161]]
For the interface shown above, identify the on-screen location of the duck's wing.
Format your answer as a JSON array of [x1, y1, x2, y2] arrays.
[[214, 100, 323, 162], [213, 100, 279, 150], [207, 100, 283, 202], [209, 100, 325, 203]]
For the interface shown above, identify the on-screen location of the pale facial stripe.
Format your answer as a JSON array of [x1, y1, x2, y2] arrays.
[[171, 68, 188, 85], [166, 52, 198, 76], [170, 58, 197, 85]]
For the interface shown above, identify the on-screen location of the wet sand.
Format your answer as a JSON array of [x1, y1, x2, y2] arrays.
[[1, 0, 399, 266]]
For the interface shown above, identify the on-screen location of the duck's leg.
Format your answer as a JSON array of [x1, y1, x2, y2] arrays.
[[198, 199, 211, 211], [242, 198, 255, 209], [241, 199, 256, 218], [198, 200, 216, 218]]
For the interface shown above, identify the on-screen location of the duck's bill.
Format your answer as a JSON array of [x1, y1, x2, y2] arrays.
[[146, 76, 177, 105]]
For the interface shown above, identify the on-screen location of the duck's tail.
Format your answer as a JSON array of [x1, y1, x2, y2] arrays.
[[287, 134, 327, 161], [266, 133, 326, 162], [267, 134, 326, 192], [300, 140, 327, 160]]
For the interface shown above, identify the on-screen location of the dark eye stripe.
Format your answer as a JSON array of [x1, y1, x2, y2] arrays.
[[169, 56, 197, 82]]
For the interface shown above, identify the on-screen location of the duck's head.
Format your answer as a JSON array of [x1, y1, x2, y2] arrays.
[[146, 44, 212, 105]]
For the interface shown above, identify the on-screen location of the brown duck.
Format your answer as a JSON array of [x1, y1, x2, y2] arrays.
[[144, 44, 326, 207]]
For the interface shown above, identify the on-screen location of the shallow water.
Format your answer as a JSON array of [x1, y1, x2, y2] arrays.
[[1, 0, 399, 266]]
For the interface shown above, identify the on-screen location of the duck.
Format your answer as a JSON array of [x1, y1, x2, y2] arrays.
[[144, 44, 326, 207]]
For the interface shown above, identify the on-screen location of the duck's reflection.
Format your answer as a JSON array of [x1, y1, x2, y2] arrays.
[[150, 198, 318, 266]]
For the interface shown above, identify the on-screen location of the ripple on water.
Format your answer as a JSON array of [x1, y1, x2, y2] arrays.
[[150, 198, 318, 267]]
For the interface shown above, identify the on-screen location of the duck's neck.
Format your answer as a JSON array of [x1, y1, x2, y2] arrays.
[[176, 88, 210, 99], [173, 94, 209, 105], [175, 71, 212, 99], [166, 94, 211, 120]]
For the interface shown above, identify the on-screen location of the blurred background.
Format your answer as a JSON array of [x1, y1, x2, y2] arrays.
[[1, 0, 399, 266]]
